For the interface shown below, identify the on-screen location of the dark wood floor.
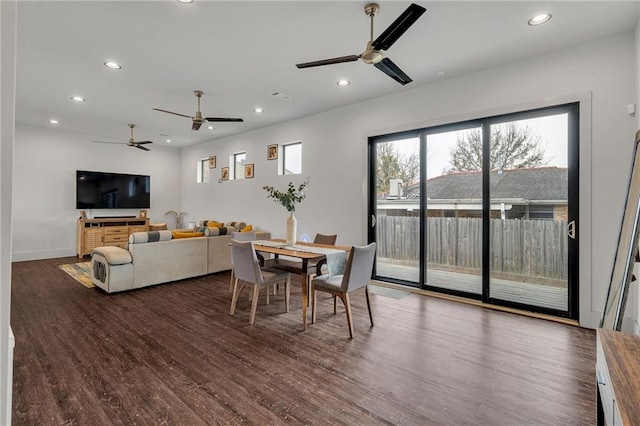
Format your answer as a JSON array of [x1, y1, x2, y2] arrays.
[[11, 256, 596, 425]]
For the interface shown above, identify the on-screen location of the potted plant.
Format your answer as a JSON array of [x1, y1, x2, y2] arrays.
[[263, 178, 310, 245]]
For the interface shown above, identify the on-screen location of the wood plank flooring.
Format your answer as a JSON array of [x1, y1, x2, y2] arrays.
[[11, 257, 596, 425]]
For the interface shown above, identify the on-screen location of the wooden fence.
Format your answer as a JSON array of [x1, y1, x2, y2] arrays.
[[376, 216, 567, 280]]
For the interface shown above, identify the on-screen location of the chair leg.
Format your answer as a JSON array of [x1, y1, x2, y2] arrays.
[[249, 285, 260, 325], [311, 284, 317, 324], [333, 295, 337, 314], [341, 293, 354, 339], [229, 269, 235, 292], [266, 284, 270, 305], [365, 286, 374, 326], [284, 276, 290, 313], [230, 279, 242, 315]]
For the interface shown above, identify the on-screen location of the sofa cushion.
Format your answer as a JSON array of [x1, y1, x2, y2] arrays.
[[200, 220, 224, 227], [172, 230, 205, 239], [204, 226, 235, 236], [129, 230, 173, 244], [241, 224, 253, 232], [225, 221, 246, 231]]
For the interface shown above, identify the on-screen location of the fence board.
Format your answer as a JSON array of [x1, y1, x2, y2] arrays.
[[376, 216, 567, 280]]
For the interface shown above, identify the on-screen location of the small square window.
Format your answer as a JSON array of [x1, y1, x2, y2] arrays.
[[283, 142, 302, 175], [197, 158, 210, 183]]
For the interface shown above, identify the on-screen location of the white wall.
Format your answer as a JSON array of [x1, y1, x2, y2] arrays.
[[12, 124, 182, 261], [1, 2, 16, 423], [181, 33, 637, 329]]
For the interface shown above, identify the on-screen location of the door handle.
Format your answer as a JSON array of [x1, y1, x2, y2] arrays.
[[371, 215, 377, 227], [568, 220, 576, 239]]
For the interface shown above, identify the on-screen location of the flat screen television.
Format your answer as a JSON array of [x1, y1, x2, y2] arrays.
[[76, 170, 150, 209]]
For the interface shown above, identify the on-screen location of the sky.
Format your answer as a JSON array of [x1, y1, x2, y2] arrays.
[[388, 112, 569, 180]]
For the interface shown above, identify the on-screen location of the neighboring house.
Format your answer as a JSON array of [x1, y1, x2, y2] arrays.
[[378, 167, 568, 221]]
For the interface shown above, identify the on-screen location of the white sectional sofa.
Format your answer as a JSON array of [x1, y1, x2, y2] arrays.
[[91, 228, 270, 293]]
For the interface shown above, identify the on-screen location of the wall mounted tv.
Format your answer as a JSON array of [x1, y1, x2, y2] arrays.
[[76, 170, 150, 209]]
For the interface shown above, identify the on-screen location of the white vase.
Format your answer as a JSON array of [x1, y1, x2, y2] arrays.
[[286, 211, 297, 246]]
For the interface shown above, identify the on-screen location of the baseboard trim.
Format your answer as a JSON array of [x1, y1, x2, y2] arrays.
[[12, 249, 76, 262], [371, 280, 580, 327]]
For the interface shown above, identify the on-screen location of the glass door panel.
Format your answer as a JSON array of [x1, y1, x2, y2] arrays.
[[488, 113, 570, 311], [373, 137, 420, 283], [425, 127, 482, 295]]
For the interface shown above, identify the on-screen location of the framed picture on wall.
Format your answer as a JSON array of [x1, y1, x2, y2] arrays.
[[267, 144, 278, 160], [209, 156, 216, 169], [221, 167, 229, 180], [245, 163, 254, 179]]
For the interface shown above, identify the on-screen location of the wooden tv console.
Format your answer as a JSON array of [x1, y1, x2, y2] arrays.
[[77, 217, 149, 258]]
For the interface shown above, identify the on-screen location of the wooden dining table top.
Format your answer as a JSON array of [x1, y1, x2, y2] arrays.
[[252, 239, 351, 259]]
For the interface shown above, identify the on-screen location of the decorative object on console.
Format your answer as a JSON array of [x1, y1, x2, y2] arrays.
[[139, 209, 147, 218], [245, 163, 254, 179], [263, 178, 310, 245], [165, 210, 187, 229], [267, 144, 278, 160]]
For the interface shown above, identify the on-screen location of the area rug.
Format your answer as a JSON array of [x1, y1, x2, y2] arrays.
[[369, 284, 410, 299], [58, 262, 94, 288]]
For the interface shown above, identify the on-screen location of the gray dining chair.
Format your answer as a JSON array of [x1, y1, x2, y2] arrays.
[[229, 231, 257, 292], [230, 239, 290, 325], [311, 242, 376, 338]]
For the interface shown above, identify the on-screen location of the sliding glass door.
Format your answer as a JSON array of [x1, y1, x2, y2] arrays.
[[369, 104, 579, 319]]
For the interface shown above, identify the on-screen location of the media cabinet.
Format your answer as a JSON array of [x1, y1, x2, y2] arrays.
[[77, 217, 149, 258]]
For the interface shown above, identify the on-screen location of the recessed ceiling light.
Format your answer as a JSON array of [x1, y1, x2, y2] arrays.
[[528, 13, 551, 26], [71, 96, 85, 102], [337, 80, 350, 87], [436, 70, 446, 76], [49, 119, 59, 124], [253, 107, 264, 113], [103, 61, 121, 70], [165, 139, 172, 143], [177, 0, 193, 3], [207, 126, 214, 130]]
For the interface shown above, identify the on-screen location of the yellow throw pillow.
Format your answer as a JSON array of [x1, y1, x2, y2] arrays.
[[241, 224, 253, 232], [171, 231, 204, 239]]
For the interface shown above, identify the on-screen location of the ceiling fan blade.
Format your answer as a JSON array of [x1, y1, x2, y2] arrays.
[[134, 144, 151, 152], [374, 57, 413, 85], [192, 121, 203, 131], [296, 55, 361, 69], [152, 108, 193, 119], [371, 3, 426, 51], [92, 140, 125, 144], [205, 117, 244, 123], [134, 141, 153, 145]]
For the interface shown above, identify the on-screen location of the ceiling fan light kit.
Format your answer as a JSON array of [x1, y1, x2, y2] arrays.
[[295, 2, 426, 85]]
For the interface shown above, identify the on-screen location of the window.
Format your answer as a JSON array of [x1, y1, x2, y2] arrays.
[[232, 152, 246, 180], [197, 158, 210, 183], [282, 142, 302, 175]]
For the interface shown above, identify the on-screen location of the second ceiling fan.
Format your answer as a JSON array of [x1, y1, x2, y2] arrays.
[[296, 3, 426, 85], [153, 90, 244, 131]]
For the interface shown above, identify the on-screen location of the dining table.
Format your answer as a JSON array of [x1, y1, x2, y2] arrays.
[[252, 239, 351, 330]]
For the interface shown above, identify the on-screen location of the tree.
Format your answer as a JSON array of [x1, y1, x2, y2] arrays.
[[445, 123, 547, 174], [376, 142, 419, 194]]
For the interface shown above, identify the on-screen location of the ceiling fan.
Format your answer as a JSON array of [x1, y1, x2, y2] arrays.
[[296, 3, 426, 85], [92, 124, 153, 151], [153, 90, 244, 131]]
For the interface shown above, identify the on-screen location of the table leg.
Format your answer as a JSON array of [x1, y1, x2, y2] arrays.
[[301, 259, 308, 330]]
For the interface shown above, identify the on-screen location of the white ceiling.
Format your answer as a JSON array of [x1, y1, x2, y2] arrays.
[[15, 1, 640, 149]]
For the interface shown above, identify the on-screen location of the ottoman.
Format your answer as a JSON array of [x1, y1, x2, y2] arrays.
[[91, 246, 134, 293]]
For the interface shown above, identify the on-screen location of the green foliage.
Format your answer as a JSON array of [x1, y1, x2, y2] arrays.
[[263, 178, 310, 212], [446, 123, 547, 174]]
